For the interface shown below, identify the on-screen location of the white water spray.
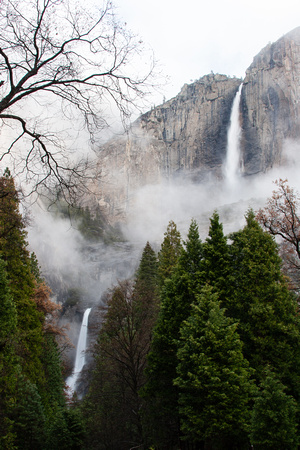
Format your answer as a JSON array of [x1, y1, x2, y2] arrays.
[[224, 84, 243, 186], [66, 307, 92, 394]]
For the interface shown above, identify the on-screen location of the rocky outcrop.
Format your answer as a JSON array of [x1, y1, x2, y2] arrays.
[[94, 74, 241, 221], [139, 74, 242, 180], [92, 28, 300, 223], [241, 27, 300, 174]]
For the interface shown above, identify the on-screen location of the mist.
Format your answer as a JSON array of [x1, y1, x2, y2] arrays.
[[28, 137, 300, 294], [121, 137, 300, 243], [25, 131, 300, 367]]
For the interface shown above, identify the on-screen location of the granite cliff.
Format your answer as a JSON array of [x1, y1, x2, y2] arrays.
[[92, 27, 300, 223], [241, 27, 300, 175]]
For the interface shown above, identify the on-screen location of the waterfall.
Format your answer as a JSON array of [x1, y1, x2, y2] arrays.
[[66, 307, 92, 394], [224, 84, 243, 186]]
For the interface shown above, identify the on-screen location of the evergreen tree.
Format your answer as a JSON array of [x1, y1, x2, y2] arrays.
[[158, 220, 182, 287], [0, 171, 73, 448], [45, 406, 85, 450], [142, 220, 203, 448], [84, 270, 158, 450], [0, 258, 20, 448], [135, 241, 159, 295], [250, 369, 298, 449], [41, 334, 66, 410], [201, 211, 231, 300], [228, 210, 300, 397], [180, 218, 204, 288], [0, 171, 44, 384], [12, 378, 46, 450], [174, 285, 254, 449]]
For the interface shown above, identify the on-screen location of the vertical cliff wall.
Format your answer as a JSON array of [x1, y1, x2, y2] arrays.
[[94, 74, 241, 221], [92, 27, 300, 223], [139, 74, 242, 180], [241, 27, 300, 174]]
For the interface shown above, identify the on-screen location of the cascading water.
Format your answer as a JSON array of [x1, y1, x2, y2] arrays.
[[66, 307, 92, 394], [223, 83, 243, 186]]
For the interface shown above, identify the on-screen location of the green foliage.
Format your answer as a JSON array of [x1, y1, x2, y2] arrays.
[[228, 210, 300, 395], [83, 354, 140, 450], [141, 212, 300, 448], [142, 219, 203, 447], [83, 276, 158, 449], [134, 242, 159, 345], [12, 377, 46, 450], [50, 200, 124, 243], [135, 241, 159, 293], [175, 285, 254, 448], [65, 287, 82, 308], [158, 220, 182, 287], [81, 210, 300, 449], [250, 369, 298, 449], [45, 406, 85, 450], [77, 205, 106, 242], [0, 172, 44, 384], [0, 258, 20, 448], [40, 334, 65, 410], [201, 211, 231, 300], [30, 252, 43, 282], [0, 171, 73, 449]]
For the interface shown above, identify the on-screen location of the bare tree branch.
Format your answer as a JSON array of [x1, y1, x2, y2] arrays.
[[0, 0, 155, 201], [256, 179, 300, 289]]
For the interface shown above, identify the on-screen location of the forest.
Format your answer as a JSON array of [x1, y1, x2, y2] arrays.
[[1, 170, 300, 450], [1, 0, 300, 448]]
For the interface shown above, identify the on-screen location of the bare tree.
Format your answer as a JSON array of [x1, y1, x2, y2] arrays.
[[256, 179, 300, 289], [0, 0, 154, 201]]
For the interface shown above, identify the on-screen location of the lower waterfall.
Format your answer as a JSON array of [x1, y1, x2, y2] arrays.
[[66, 307, 92, 395], [223, 83, 243, 186]]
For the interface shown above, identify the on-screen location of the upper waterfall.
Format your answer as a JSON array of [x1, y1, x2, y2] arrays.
[[223, 83, 243, 186]]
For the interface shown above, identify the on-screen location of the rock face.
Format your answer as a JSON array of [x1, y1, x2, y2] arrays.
[[241, 27, 300, 174], [139, 74, 242, 180], [95, 74, 242, 221], [93, 27, 300, 223]]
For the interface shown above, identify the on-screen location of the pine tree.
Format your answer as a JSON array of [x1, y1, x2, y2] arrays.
[[179, 218, 204, 291], [0, 258, 20, 448], [84, 270, 158, 450], [201, 211, 231, 300], [175, 285, 254, 449], [250, 369, 298, 449], [142, 220, 203, 448], [12, 378, 46, 450], [0, 171, 72, 448], [228, 210, 300, 397], [135, 241, 159, 295], [0, 171, 44, 384], [158, 220, 182, 287]]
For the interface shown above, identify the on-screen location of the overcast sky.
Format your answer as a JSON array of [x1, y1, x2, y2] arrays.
[[114, 0, 300, 106]]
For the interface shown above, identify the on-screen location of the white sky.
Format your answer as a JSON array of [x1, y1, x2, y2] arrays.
[[114, 0, 300, 106]]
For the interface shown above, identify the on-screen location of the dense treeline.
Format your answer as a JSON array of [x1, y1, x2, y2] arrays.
[[2, 171, 300, 449], [0, 170, 85, 449], [82, 210, 300, 449]]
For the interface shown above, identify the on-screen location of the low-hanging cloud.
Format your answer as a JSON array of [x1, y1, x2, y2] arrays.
[[27, 138, 300, 311]]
